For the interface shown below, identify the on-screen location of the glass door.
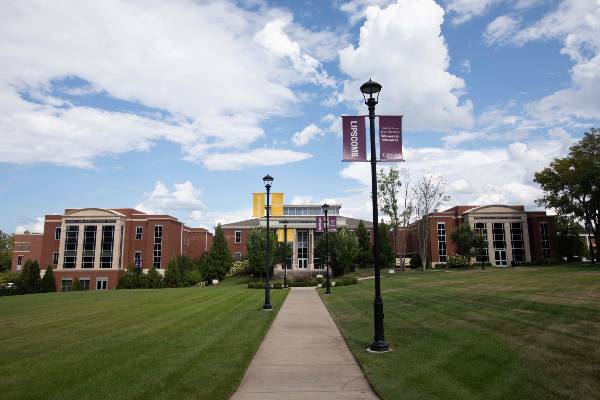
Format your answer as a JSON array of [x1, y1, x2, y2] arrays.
[[297, 231, 308, 269]]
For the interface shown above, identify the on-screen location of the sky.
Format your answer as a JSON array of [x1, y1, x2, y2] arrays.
[[1, 0, 599, 233]]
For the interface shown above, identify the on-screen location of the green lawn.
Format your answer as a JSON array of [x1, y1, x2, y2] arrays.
[[0, 285, 287, 400], [321, 265, 600, 400]]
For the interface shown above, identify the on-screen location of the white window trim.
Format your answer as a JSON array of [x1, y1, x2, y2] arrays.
[[235, 230, 242, 243], [135, 226, 143, 240], [55, 226, 61, 240]]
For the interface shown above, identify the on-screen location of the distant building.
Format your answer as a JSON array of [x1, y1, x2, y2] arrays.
[[402, 205, 556, 266], [11, 208, 212, 291], [222, 203, 372, 276]]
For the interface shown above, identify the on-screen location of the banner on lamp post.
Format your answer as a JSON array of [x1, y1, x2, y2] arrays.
[[328, 216, 337, 232], [316, 216, 337, 232], [379, 116, 403, 161], [342, 116, 367, 162]]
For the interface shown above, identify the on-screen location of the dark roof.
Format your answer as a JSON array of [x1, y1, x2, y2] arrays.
[[221, 218, 261, 228], [345, 217, 373, 230]]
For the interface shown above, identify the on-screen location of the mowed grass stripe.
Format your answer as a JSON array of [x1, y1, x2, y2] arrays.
[[322, 266, 600, 400], [0, 286, 287, 400]]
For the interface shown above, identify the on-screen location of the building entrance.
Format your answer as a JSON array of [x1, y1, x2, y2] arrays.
[[494, 250, 507, 266], [297, 231, 308, 269]]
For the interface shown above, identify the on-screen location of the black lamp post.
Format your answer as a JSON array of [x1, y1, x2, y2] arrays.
[[282, 219, 289, 288], [263, 174, 273, 311], [361, 78, 389, 352], [322, 203, 331, 295]]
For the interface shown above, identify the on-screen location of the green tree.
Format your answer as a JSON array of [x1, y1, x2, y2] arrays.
[[315, 232, 338, 273], [146, 267, 164, 288], [355, 220, 372, 269], [451, 223, 476, 257], [378, 221, 395, 269], [378, 168, 402, 259], [534, 128, 600, 262], [19, 259, 40, 293], [164, 258, 183, 287], [246, 228, 276, 279], [205, 224, 233, 281], [335, 228, 358, 275], [553, 216, 586, 262], [40, 267, 56, 292], [0, 230, 14, 272], [275, 242, 292, 268], [72, 277, 81, 291]]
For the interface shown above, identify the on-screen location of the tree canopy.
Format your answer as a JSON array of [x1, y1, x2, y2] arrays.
[[206, 224, 233, 280]]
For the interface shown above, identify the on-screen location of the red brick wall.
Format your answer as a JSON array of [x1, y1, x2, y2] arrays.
[[54, 270, 124, 291], [40, 217, 61, 268], [11, 233, 43, 272], [224, 228, 249, 258], [527, 214, 555, 261]]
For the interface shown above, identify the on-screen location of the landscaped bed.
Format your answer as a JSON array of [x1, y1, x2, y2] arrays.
[[321, 265, 600, 400], [0, 284, 287, 400]]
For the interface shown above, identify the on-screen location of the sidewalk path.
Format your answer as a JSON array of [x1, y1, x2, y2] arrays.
[[231, 287, 378, 400]]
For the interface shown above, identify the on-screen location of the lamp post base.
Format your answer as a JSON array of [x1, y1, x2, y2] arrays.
[[263, 304, 273, 311], [367, 342, 391, 353]]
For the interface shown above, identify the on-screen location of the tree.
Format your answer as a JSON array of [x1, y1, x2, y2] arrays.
[[335, 228, 358, 275], [205, 224, 233, 280], [40, 267, 56, 292], [146, 267, 164, 288], [378, 221, 395, 269], [164, 258, 183, 287], [355, 220, 372, 268], [19, 259, 40, 293], [534, 128, 600, 262], [451, 223, 476, 258], [274, 242, 292, 267], [72, 277, 81, 291], [553, 216, 586, 262], [0, 230, 14, 272], [315, 232, 338, 273], [472, 234, 487, 270], [414, 175, 450, 271], [378, 168, 402, 259], [246, 228, 276, 279]]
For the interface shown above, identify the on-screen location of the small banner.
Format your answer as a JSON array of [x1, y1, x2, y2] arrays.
[[252, 192, 265, 217], [379, 116, 403, 161], [271, 193, 284, 216], [342, 116, 367, 162], [316, 216, 337, 232]]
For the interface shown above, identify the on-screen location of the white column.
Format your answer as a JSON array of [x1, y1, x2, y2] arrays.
[[522, 218, 532, 262], [487, 223, 495, 265], [57, 221, 66, 269], [112, 223, 122, 269], [309, 230, 314, 269], [75, 224, 85, 269], [505, 222, 513, 265]]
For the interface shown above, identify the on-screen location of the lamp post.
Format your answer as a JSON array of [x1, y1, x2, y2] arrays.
[[263, 174, 273, 311], [361, 78, 389, 352], [282, 219, 289, 288], [322, 203, 331, 295]]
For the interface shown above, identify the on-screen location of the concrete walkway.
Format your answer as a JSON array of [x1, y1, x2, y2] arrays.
[[231, 287, 379, 400]]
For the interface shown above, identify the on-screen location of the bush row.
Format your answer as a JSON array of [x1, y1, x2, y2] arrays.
[[247, 281, 285, 289]]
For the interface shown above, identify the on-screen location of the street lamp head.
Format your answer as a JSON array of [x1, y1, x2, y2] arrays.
[[360, 78, 382, 103], [322, 203, 329, 213], [263, 174, 273, 188], [281, 219, 288, 226]]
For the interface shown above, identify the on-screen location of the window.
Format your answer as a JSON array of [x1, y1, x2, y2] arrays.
[[234, 252, 242, 260], [153, 225, 163, 268], [17, 255, 23, 271], [492, 223, 507, 266], [82, 225, 97, 268], [14, 242, 32, 252], [235, 231, 242, 243], [437, 223, 447, 263], [96, 278, 108, 290], [510, 222, 525, 263], [61, 279, 72, 292], [100, 225, 115, 268], [134, 251, 142, 268], [52, 252, 59, 265], [55, 227, 61, 240], [540, 223, 551, 258], [135, 226, 143, 240], [63, 225, 79, 268], [474, 222, 489, 262], [80, 279, 90, 291], [297, 231, 308, 268]]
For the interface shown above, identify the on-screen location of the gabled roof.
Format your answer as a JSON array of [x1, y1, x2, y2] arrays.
[[221, 218, 261, 228]]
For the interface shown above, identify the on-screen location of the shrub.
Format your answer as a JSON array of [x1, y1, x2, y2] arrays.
[[146, 267, 164, 288], [247, 281, 284, 289], [447, 254, 470, 268], [183, 270, 204, 286], [20, 260, 41, 294], [410, 254, 422, 269], [118, 268, 149, 289], [272, 282, 283, 289], [0, 271, 20, 287], [40, 267, 56, 292], [226, 259, 249, 278]]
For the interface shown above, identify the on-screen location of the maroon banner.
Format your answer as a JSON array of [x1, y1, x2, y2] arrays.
[[379, 116, 403, 161], [342, 116, 366, 162], [316, 216, 337, 232]]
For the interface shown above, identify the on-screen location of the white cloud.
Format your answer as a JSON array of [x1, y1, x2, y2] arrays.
[[461, 59, 471, 74], [338, 0, 474, 132], [442, 131, 487, 147], [339, 0, 395, 24], [201, 148, 313, 171], [484, 15, 521, 44], [0, 0, 335, 167], [136, 181, 204, 214], [445, 0, 502, 24], [16, 217, 44, 234], [292, 124, 324, 146], [291, 195, 315, 205]]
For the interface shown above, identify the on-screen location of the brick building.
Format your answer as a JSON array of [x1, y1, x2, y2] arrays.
[[403, 205, 555, 266], [222, 203, 372, 277], [12, 208, 212, 291]]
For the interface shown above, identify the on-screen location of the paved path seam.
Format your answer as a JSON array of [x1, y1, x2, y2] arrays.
[[230, 287, 379, 400]]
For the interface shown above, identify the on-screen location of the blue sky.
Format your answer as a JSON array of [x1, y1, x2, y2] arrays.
[[1, 0, 599, 233]]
